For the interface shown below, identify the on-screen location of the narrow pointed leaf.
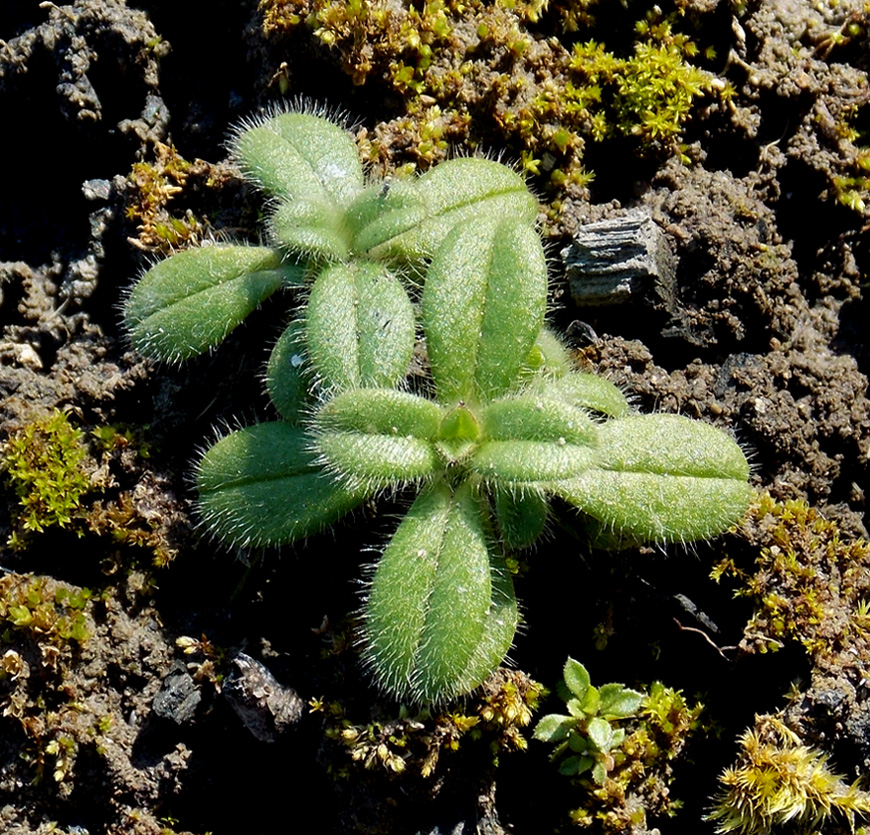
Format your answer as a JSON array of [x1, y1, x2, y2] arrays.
[[125, 245, 302, 361], [196, 421, 369, 547], [423, 218, 548, 405], [363, 483, 516, 703], [230, 111, 363, 205], [306, 261, 416, 394]]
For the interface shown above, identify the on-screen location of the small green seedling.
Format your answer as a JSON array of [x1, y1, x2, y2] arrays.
[[123, 106, 752, 704], [533, 657, 644, 785]]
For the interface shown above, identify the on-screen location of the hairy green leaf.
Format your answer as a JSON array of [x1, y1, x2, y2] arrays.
[[269, 197, 350, 262], [230, 111, 363, 205], [533, 371, 631, 418], [423, 218, 548, 405], [313, 389, 444, 489], [383, 157, 539, 261], [196, 421, 369, 547], [345, 179, 429, 256], [519, 327, 576, 381], [481, 395, 598, 445], [553, 414, 753, 544], [306, 261, 416, 394], [125, 245, 302, 362], [494, 489, 549, 550], [265, 320, 309, 423], [363, 483, 516, 703], [595, 414, 750, 479]]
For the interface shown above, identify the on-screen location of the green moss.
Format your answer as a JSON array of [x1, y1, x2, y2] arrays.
[[713, 493, 870, 661], [123, 142, 215, 251], [314, 669, 544, 779], [708, 714, 870, 835], [2, 411, 176, 566], [0, 575, 91, 654], [2, 410, 91, 550], [257, 0, 729, 195]]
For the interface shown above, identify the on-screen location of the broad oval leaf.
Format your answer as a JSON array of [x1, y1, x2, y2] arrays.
[[481, 395, 598, 445], [563, 657, 591, 701], [533, 371, 631, 419], [362, 483, 517, 703], [476, 396, 597, 486], [125, 245, 302, 362], [587, 716, 614, 752], [345, 179, 429, 256], [269, 197, 350, 262], [557, 469, 754, 546], [381, 157, 539, 262], [196, 421, 369, 547], [423, 218, 548, 405], [312, 389, 444, 490], [594, 414, 750, 479], [533, 713, 577, 743], [552, 414, 753, 545], [598, 683, 644, 719], [306, 261, 416, 394], [314, 388, 444, 437], [230, 111, 364, 205]]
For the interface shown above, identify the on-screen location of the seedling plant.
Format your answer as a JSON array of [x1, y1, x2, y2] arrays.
[[123, 105, 753, 705], [533, 657, 644, 785]]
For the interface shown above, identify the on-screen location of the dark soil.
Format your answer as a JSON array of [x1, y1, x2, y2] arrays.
[[1, 1, 868, 834]]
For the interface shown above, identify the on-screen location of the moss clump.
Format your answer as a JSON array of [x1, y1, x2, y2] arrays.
[[256, 1, 730, 196], [314, 669, 543, 780], [121, 142, 230, 252], [0, 575, 91, 660], [707, 714, 870, 835], [2, 411, 179, 566], [2, 410, 92, 550], [712, 493, 870, 662]]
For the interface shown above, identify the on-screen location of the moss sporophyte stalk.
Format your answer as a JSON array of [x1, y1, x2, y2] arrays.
[[122, 106, 753, 704]]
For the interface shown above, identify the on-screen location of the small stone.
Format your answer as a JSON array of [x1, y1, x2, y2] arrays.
[[223, 652, 304, 743], [562, 209, 676, 308], [152, 661, 201, 724]]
